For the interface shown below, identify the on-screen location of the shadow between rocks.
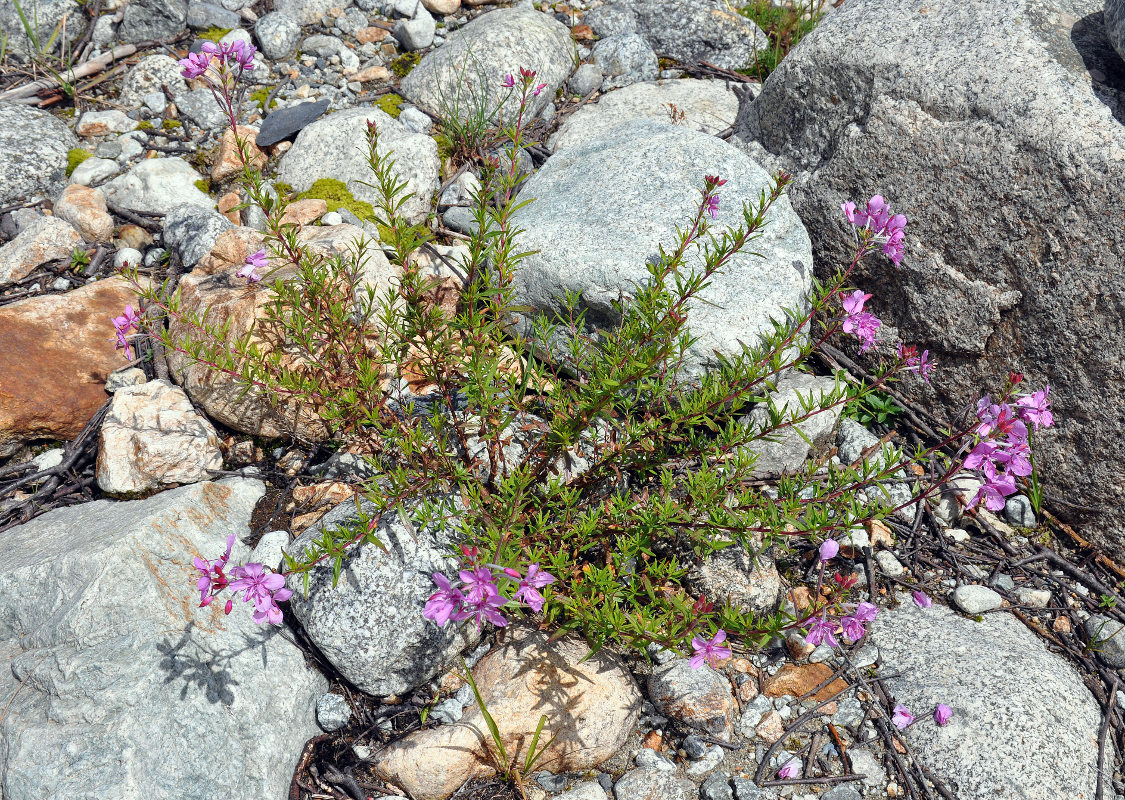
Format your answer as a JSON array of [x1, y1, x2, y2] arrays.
[[1072, 11, 1125, 124]]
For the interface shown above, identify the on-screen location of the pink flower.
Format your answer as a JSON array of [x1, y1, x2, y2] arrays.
[[113, 304, 142, 334], [777, 758, 801, 779], [934, 704, 953, 726], [705, 194, 720, 219], [460, 566, 499, 603], [453, 585, 508, 630], [841, 289, 870, 316], [819, 538, 839, 562], [854, 601, 878, 622], [235, 264, 261, 283], [423, 573, 464, 626], [533, 82, 547, 96], [193, 533, 236, 607], [839, 602, 877, 642], [968, 460, 1017, 511], [891, 704, 915, 729], [841, 200, 857, 224], [843, 195, 907, 265], [229, 562, 292, 625], [843, 311, 881, 353], [501, 73, 515, 88], [225, 39, 257, 71], [913, 590, 932, 608], [1016, 386, 1053, 430], [236, 248, 267, 283], [897, 344, 934, 383], [804, 614, 839, 648], [513, 563, 555, 612], [179, 51, 213, 79], [690, 629, 733, 669]]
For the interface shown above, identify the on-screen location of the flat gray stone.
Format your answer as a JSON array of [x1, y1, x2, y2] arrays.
[[186, 1, 241, 29], [285, 496, 479, 696], [273, 0, 352, 25], [400, 6, 574, 126], [1085, 614, 1125, 667], [0, 479, 325, 800], [316, 692, 352, 731], [163, 205, 233, 268], [613, 767, 686, 800], [951, 584, 1003, 615], [257, 99, 331, 147], [120, 0, 188, 42], [0, 0, 82, 56], [120, 55, 190, 107], [551, 78, 739, 153], [277, 107, 439, 224], [734, 0, 1125, 561], [0, 102, 77, 205], [869, 595, 1100, 799], [511, 119, 812, 379], [175, 87, 232, 131]]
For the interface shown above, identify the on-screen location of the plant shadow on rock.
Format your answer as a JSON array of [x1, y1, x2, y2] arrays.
[[155, 621, 277, 706], [1072, 11, 1125, 125]]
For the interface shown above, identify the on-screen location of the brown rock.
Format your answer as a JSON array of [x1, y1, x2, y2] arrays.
[[212, 126, 267, 184], [785, 631, 815, 661], [346, 64, 392, 83], [866, 518, 895, 549], [279, 198, 328, 227], [355, 26, 390, 44], [117, 224, 153, 250], [374, 627, 641, 800], [642, 730, 663, 751], [291, 481, 356, 507], [1053, 615, 1072, 633], [0, 215, 82, 287], [736, 677, 758, 703], [572, 23, 594, 40], [53, 184, 114, 243], [763, 663, 847, 703], [217, 191, 242, 224], [0, 278, 144, 454], [754, 710, 785, 744]]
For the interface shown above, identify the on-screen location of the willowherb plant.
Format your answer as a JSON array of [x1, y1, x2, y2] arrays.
[[121, 49, 1053, 673]]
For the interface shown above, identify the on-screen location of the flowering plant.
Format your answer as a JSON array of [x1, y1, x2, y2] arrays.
[[118, 53, 1054, 670]]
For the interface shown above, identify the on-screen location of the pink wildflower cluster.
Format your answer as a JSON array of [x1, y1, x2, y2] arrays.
[[193, 533, 293, 624], [179, 39, 256, 81], [965, 385, 1053, 511], [891, 702, 953, 730], [703, 174, 726, 219], [112, 304, 142, 358], [424, 552, 555, 630], [501, 67, 546, 96], [800, 540, 879, 647], [842, 194, 907, 266], [897, 343, 934, 383], [237, 248, 267, 283], [690, 629, 733, 669], [841, 290, 881, 353]]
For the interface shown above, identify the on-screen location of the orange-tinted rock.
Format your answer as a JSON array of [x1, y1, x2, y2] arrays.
[[0, 278, 142, 453], [346, 64, 392, 83], [763, 663, 848, 703], [211, 126, 268, 183], [53, 184, 114, 243], [217, 191, 242, 224], [279, 198, 328, 227], [355, 26, 390, 44]]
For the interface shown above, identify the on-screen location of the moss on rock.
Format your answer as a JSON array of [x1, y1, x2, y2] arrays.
[[66, 148, 92, 177]]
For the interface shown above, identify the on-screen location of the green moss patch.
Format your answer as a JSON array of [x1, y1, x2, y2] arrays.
[[389, 51, 422, 78], [374, 92, 404, 119], [250, 87, 279, 112], [194, 179, 211, 194], [197, 27, 231, 43], [162, 119, 182, 130], [136, 119, 155, 131], [66, 148, 92, 177], [295, 178, 375, 221]]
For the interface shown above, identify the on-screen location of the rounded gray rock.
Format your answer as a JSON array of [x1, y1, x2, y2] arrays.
[[186, 1, 241, 29], [511, 119, 812, 380], [951, 584, 1003, 615], [1004, 494, 1036, 527], [316, 692, 352, 731], [120, 55, 189, 107], [699, 773, 734, 800], [0, 103, 77, 206], [120, 0, 187, 42], [255, 12, 302, 60], [591, 33, 658, 90], [1107, 0, 1125, 62], [1085, 614, 1125, 667], [568, 63, 603, 96]]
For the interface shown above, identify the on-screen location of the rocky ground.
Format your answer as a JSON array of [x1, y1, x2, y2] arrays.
[[1, 0, 1125, 799]]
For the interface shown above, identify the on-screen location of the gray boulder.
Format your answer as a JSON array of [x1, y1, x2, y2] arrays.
[[591, 33, 658, 90], [742, 372, 844, 478], [103, 157, 212, 215], [273, 0, 352, 25], [400, 6, 574, 126], [591, 0, 768, 71], [254, 11, 302, 60], [1107, 0, 1125, 60], [0, 479, 325, 800], [734, 0, 1125, 560], [120, 0, 188, 42], [285, 496, 479, 696], [276, 107, 439, 225], [186, 1, 241, 29], [163, 204, 233, 268], [120, 55, 189, 107], [0, 0, 82, 56], [551, 78, 739, 153], [0, 102, 77, 205], [868, 594, 1101, 799], [511, 119, 812, 379], [394, 4, 436, 50]]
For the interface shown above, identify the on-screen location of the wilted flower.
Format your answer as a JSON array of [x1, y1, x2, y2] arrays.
[[690, 629, 733, 669], [705, 194, 720, 219], [897, 344, 934, 383], [777, 758, 801, 779], [237, 249, 267, 283], [819, 538, 839, 562], [891, 704, 915, 729], [193, 533, 236, 607], [533, 82, 547, 96], [805, 614, 839, 649], [913, 590, 932, 608], [501, 73, 516, 88], [934, 704, 953, 726]]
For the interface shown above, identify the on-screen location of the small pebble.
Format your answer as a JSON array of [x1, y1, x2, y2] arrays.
[[952, 584, 1003, 615], [699, 772, 734, 800], [315, 692, 351, 732], [321, 210, 343, 225], [681, 734, 707, 760], [875, 550, 905, 577], [536, 773, 568, 793]]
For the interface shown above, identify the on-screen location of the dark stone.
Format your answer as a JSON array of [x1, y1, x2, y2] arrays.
[[535, 773, 568, 793], [256, 99, 331, 147]]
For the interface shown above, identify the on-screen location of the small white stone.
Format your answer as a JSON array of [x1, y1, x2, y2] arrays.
[[1014, 587, 1052, 608], [875, 550, 905, 577], [321, 211, 343, 225], [32, 448, 65, 471], [952, 584, 1003, 615]]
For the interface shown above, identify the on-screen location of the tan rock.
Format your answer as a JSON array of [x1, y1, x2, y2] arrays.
[[785, 631, 815, 661], [754, 710, 785, 744], [291, 481, 355, 507], [212, 125, 268, 183], [116, 224, 153, 250], [374, 627, 641, 800], [279, 198, 328, 227], [648, 659, 736, 740], [0, 278, 144, 454], [53, 184, 115, 243], [355, 26, 390, 44], [217, 191, 242, 224], [346, 64, 392, 83], [763, 663, 848, 703], [96, 379, 224, 494], [421, 0, 460, 14], [0, 215, 82, 287], [866, 518, 895, 549]]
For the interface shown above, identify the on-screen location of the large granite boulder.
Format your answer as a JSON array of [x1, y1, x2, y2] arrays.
[[734, 0, 1125, 557], [511, 119, 813, 379], [0, 102, 77, 205], [868, 595, 1102, 799], [0, 479, 326, 800]]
